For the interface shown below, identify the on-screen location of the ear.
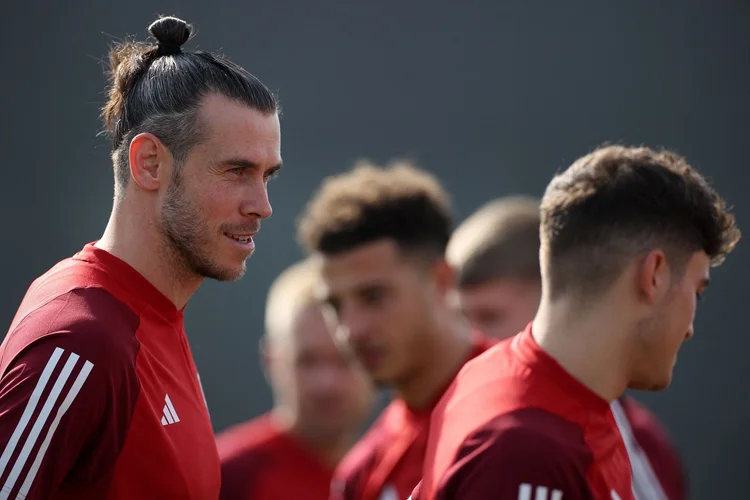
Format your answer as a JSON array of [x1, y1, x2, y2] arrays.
[[259, 336, 272, 384], [430, 258, 456, 297], [636, 249, 670, 304], [128, 132, 171, 191]]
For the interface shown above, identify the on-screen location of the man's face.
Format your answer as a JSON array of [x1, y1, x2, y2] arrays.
[[319, 239, 440, 387], [269, 304, 373, 442], [458, 278, 541, 340], [159, 93, 282, 282], [630, 251, 711, 391]]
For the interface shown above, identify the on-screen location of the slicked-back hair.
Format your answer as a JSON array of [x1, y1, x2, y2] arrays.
[[448, 196, 541, 288], [540, 145, 740, 299], [297, 160, 453, 262], [101, 16, 278, 195]]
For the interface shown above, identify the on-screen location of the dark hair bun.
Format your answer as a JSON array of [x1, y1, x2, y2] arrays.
[[148, 16, 192, 55]]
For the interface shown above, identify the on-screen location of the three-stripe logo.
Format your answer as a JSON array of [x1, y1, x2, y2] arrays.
[[160, 394, 180, 426], [0, 347, 94, 500], [518, 483, 563, 500]]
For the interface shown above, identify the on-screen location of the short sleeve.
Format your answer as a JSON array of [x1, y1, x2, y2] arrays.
[[437, 425, 595, 500], [0, 323, 140, 499]]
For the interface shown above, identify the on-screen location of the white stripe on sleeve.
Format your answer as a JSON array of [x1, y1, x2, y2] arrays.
[[0, 348, 64, 479], [0, 351, 88, 499], [17, 360, 93, 499]]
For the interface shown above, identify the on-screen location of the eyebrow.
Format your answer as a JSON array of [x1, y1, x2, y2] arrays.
[[219, 157, 283, 174]]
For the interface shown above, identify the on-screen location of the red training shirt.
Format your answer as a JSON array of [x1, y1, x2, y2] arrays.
[[415, 324, 633, 500], [217, 413, 336, 500], [331, 333, 494, 500], [0, 243, 220, 499], [612, 396, 687, 500]]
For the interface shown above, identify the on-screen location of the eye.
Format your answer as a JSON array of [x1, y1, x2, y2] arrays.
[[361, 287, 385, 306], [227, 167, 244, 176], [326, 297, 341, 316], [265, 170, 280, 182]]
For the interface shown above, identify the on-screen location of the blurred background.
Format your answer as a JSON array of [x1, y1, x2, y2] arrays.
[[1, 1, 748, 497]]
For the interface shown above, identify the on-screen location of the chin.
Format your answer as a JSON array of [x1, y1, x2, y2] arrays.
[[207, 262, 247, 282], [369, 373, 390, 389], [369, 369, 397, 389], [629, 376, 672, 392]]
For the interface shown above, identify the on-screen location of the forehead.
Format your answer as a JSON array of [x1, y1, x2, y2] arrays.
[[197, 93, 281, 163], [286, 304, 336, 352], [320, 239, 409, 291], [459, 279, 534, 306], [461, 280, 515, 301], [685, 251, 711, 281]]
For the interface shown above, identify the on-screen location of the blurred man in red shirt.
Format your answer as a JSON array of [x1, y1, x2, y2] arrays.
[[217, 258, 374, 500], [414, 145, 740, 499], [297, 161, 494, 500], [445, 194, 689, 499]]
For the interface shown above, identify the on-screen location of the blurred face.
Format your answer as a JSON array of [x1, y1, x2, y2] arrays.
[[269, 304, 373, 442], [319, 239, 439, 387], [458, 278, 541, 340], [159, 93, 281, 282], [629, 251, 711, 391]]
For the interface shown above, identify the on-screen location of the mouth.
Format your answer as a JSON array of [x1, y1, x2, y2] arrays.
[[356, 347, 385, 370], [224, 232, 256, 250]]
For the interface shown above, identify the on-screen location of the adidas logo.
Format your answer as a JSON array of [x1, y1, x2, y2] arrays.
[[518, 484, 563, 500], [160, 394, 180, 426]]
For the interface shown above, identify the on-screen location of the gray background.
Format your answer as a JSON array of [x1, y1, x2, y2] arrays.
[[2, 1, 748, 497]]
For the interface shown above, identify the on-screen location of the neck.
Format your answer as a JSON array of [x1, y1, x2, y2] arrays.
[[396, 311, 474, 410], [531, 292, 630, 403], [96, 197, 203, 310], [271, 408, 353, 468]]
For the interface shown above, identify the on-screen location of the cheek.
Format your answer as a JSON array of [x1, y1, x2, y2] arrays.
[[290, 367, 313, 396], [676, 290, 697, 330], [271, 362, 299, 398], [205, 186, 238, 216]]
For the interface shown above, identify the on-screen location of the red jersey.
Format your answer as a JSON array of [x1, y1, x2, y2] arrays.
[[612, 396, 687, 500], [217, 413, 336, 500], [415, 324, 633, 500], [0, 243, 220, 499], [331, 334, 494, 500]]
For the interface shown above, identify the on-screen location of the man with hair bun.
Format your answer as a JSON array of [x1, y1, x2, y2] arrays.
[[0, 15, 281, 499]]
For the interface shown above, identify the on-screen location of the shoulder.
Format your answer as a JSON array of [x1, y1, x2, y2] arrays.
[[217, 417, 282, 500], [216, 415, 280, 463], [430, 339, 519, 429], [469, 331, 498, 358], [436, 409, 594, 496], [459, 408, 592, 464], [2, 286, 141, 376], [455, 338, 515, 387]]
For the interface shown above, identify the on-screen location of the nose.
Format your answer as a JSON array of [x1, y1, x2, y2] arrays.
[[685, 323, 695, 341], [311, 364, 344, 392], [338, 306, 372, 345], [241, 182, 273, 220]]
